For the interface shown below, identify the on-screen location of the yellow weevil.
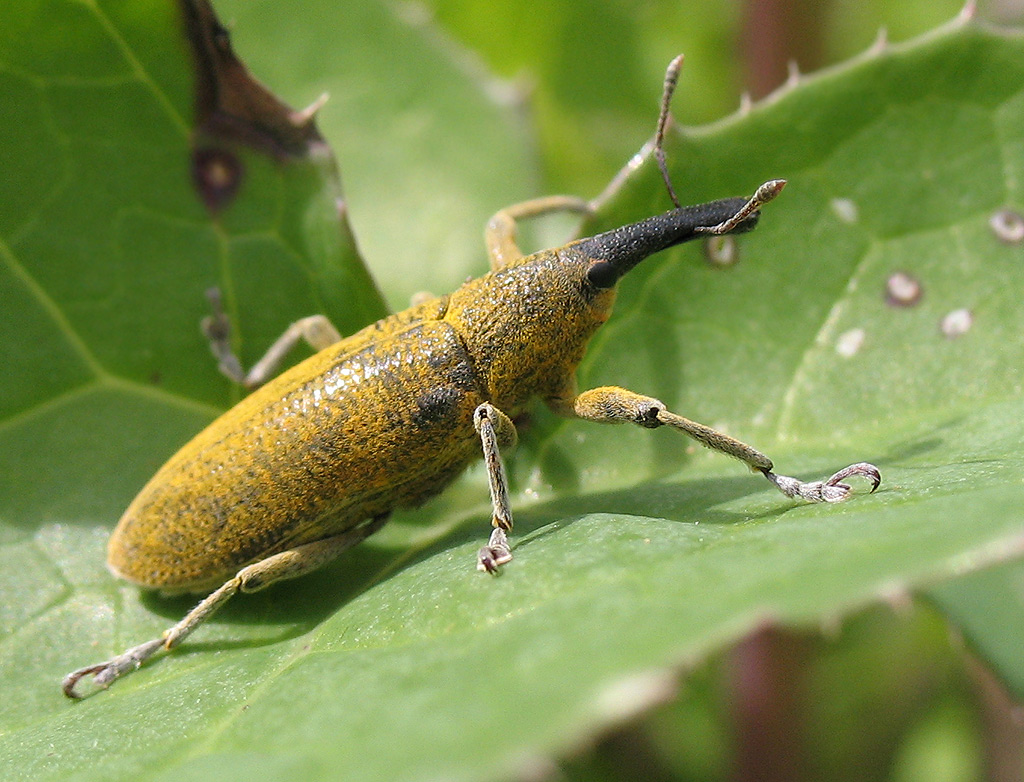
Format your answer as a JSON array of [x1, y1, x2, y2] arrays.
[[63, 59, 879, 698]]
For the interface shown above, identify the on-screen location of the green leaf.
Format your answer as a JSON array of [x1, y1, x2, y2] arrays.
[[1, 4, 1022, 782], [210, 0, 540, 309], [927, 558, 1024, 700]]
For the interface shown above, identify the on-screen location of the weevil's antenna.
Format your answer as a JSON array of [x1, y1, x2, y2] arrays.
[[655, 54, 684, 209], [695, 179, 787, 235]]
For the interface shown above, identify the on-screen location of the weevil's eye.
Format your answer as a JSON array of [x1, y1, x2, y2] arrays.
[[586, 260, 618, 289]]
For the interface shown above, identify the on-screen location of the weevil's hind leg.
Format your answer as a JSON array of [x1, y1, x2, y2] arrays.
[[554, 385, 881, 503], [202, 287, 343, 389], [485, 196, 593, 271], [473, 403, 518, 572], [62, 514, 389, 699]]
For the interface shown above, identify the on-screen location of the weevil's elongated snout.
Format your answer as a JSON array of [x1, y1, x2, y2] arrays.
[[577, 180, 785, 286]]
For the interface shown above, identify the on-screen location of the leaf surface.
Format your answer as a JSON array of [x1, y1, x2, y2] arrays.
[[1, 6, 1022, 781]]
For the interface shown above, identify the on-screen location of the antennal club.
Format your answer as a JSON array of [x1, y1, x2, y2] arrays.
[[695, 178, 787, 235]]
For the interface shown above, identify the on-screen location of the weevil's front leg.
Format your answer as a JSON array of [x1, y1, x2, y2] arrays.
[[485, 196, 593, 271], [202, 287, 343, 389], [62, 514, 389, 698], [558, 386, 881, 502], [473, 403, 519, 572]]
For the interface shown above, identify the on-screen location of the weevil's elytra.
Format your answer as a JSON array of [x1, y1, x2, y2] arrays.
[[413, 385, 470, 427], [63, 59, 881, 698], [108, 315, 484, 593]]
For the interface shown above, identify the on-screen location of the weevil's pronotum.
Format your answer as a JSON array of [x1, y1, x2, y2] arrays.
[[63, 57, 880, 698]]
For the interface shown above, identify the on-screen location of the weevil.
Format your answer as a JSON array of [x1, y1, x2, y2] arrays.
[[63, 58, 880, 698]]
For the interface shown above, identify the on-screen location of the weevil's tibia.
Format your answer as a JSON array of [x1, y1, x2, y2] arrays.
[[202, 287, 343, 389], [63, 513, 390, 698], [473, 403, 517, 573], [558, 387, 880, 502]]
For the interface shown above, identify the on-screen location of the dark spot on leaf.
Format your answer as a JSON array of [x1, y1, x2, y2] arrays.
[[179, 0, 328, 214], [191, 147, 243, 212]]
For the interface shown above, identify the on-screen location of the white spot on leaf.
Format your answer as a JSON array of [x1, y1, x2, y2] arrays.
[[885, 271, 923, 307], [941, 308, 973, 339], [990, 208, 1024, 244], [830, 198, 859, 224], [836, 328, 866, 357]]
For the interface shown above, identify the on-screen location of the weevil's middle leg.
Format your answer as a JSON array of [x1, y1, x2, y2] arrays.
[[556, 386, 881, 502], [485, 196, 593, 271], [202, 287, 343, 389], [473, 402, 518, 572], [62, 514, 389, 698]]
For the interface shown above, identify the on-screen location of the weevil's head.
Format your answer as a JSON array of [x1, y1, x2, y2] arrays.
[[447, 183, 783, 411]]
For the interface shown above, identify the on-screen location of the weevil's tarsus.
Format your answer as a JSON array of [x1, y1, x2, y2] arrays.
[[478, 527, 512, 574], [696, 179, 787, 235], [486, 195, 592, 270], [655, 54, 685, 209], [762, 462, 882, 503], [202, 287, 342, 389], [63, 638, 164, 699], [474, 403, 517, 572], [63, 514, 389, 698]]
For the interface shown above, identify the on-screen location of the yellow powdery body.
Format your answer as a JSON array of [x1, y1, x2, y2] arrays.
[[108, 252, 615, 593], [445, 247, 617, 411]]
